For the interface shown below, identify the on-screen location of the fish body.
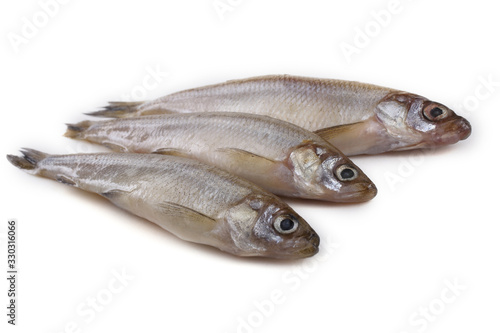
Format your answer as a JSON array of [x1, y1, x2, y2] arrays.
[[7, 150, 319, 259], [90, 75, 471, 155], [65, 112, 377, 202]]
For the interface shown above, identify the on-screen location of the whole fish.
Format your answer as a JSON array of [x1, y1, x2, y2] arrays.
[[65, 113, 377, 203], [7, 149, 320, 259], [88, 75, 472, 155]]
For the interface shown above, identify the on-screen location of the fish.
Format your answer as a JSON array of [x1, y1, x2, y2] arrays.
[[64, 112, 377, 203], [7, 149, 320, 259], [87, 75, 472, 155]]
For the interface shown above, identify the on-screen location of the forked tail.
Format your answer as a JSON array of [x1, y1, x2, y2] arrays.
[[64, 120, 94, 139], [6, 148, 49, 172], [85, 101, 143, 118]]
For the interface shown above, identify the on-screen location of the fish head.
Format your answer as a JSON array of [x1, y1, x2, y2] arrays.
[[224, 194, 320, 259], [286, 142, 377, 202], [375, 92, 471, 151]]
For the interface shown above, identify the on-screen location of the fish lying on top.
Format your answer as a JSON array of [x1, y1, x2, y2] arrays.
[[7, 149, 320, 259], [64, 112, 377, 203], [88, 75, 472, 156]]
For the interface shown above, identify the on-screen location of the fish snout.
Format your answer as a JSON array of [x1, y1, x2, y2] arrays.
[[308, 232, 320, 248], [435, 116, 472, 145], [299, 234, 320, 257], [363, 182, 378, 201], [336, 181, 378, 203], [456, 117, 472, 141]]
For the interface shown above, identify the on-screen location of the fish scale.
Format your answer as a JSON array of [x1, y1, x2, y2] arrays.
[[88, 74, 471, 155], [65, 112, 377, 202], [138, 75, 391, 130], [7, 149, 320, 258]]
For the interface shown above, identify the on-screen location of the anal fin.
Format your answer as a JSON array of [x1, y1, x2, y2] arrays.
[[101, 189, 131, 199], [56, 175, 76, 186], [102, 142, 128, 152], [153, 148, 190, 157]]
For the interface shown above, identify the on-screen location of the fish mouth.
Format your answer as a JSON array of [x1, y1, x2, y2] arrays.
[[456, 117, 472, 141], [395, 116, 472, 151], [293, 233, 320, 258], [434, 117, 472, 145], [309, 233, 320, 248], [332, 182, 378, 203]]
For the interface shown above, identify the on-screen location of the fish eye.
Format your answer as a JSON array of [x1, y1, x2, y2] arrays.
[[430, 107, 443, 117], [335, 165, 358, 181], [423, 103, 448, 121], [273, 216, 298, 234]]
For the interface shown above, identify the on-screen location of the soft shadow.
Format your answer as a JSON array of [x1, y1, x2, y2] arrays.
[[283, 197, 376, 209], [56, 181, 309, 267], [351, 144, 463, 162]]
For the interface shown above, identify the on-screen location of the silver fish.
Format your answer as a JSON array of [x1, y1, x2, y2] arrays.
[[7, 149, 320, 259], [65, 113, 377, 203], [88, 75, 472, 155]]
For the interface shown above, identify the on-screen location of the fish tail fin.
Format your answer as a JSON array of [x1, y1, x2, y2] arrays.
[[85, 101, 143, 118], [6, 148, 49, 172], [64, 120, 94, 139]]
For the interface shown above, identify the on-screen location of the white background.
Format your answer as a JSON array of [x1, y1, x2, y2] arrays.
[[1, 1, 499, 332]]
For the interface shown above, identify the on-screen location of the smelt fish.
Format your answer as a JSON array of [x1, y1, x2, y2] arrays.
[[7, 150, 320, 259], [65, 113, 377, 202], [88, 75, 472, 155]]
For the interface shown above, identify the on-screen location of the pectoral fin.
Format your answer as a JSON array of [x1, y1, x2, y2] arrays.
[[214, 148, 284, 191], [314, 119, 388, 156], [215, 148, 277, 168], [157, 202, 216, 232], [314, 122, 365, 142]]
